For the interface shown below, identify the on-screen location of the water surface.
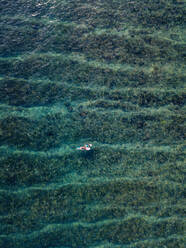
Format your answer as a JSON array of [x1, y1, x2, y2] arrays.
[[0, 1, 185, 247]]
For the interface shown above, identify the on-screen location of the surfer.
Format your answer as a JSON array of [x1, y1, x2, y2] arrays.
[[76, 144, 92, 151]]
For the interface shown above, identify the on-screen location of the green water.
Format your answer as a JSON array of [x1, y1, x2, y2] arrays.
[[0, 0, 185, 247]]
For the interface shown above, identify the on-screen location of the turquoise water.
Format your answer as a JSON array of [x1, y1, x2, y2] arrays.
[[0, 1, 185, 247]]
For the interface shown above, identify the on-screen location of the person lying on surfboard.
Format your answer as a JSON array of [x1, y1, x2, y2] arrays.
[[76, 144, 92, 151]]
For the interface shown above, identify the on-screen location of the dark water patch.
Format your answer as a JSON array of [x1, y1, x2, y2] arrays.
[[95, 145, 185, 166], [1, 234, 184, 248], [0, 0, 53, 18], [0, 204, 185, 247], [1, 79, 184, 149], [0, 77, 105, 107], [0, 172, 185, 247], [0, 210, 44, 235], [1, 142, 184, 187], [108, 88, 186, 107], [1, 76, 184, 112], [132, 235, 185, 248], [79, 33, 185, 66], [0, 17, 46, 57], [137, 201, 186, 219], [0, 146, 100, 188], [0, 16, 89, 57], [0, 113, 81, 150], [0, 54, 185, 89], [135, 0, 185, 27], [0, 77, 85, 107], [0, 76, 184, 110], [1, 0, 185, 28], [1, 178, 184, 225], [0, 153, 66, 187], [0, 55, 75, 80], [75, 109, 185, 144]]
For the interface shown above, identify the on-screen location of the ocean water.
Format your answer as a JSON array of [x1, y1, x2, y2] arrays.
[[0, 0, 185, 247]]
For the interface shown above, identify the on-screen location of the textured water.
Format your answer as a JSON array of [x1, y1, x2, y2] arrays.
[[0, 1, 185, 248]]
